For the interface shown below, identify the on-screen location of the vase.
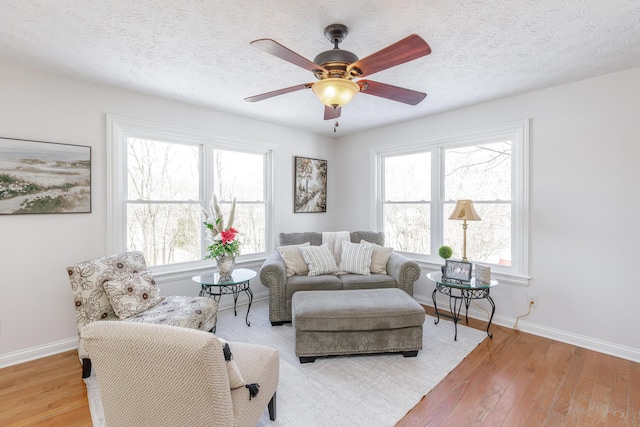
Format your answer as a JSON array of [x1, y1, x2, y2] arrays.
[[216, 254, 236, 279]]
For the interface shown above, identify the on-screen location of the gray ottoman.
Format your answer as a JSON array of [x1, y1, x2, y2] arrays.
[[292, 288, 425, 363]]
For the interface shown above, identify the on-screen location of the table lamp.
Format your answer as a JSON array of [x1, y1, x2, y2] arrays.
[[448, 199, 481, 262]]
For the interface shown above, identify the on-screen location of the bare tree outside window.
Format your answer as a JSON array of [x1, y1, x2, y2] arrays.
[[381, 140, 513, 266], [213, 150, 266, 255], [126, 138, 201, 267], [444, 141, 512, 265], [383, 152, 431, 254]]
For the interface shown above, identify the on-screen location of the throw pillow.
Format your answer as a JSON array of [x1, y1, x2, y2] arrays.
[[103, 272, 164, 319], [339, 240, 373, 275], [218, 338, 246, 389], [361, 240, 393, 274], [298, 244, 339, 276], [277, 242, 311, 277]]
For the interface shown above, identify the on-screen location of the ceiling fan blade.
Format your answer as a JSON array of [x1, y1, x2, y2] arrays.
[[244, 83, 313, 102], [348, 34, 431, 78], [324, 105, 342, 120], [358, 80, 426, 105], [250, 39, 327, 73]]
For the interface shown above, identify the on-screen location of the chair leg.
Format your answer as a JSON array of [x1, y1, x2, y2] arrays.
[[81, 358, 92, 378], [268, 391, 276, 421]]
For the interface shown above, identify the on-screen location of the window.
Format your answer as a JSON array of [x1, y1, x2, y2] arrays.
[[382, 152, 431, 254], [377, 120, 529, 280], [108, 115, 275, 269]]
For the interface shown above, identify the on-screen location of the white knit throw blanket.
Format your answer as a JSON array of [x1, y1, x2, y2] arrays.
[[322, 231, 350, 267]]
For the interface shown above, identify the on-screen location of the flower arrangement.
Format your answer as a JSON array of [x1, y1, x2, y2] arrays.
[[202, 195, 240, 260]]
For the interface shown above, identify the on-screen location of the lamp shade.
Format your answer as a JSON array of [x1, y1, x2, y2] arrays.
[[312, 78, 360, 108], [448, 199, 481, 221]]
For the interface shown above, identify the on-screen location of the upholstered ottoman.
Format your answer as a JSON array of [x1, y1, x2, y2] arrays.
[[292, 288, 425, 363]]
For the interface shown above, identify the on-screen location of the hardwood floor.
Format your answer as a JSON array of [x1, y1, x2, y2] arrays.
[[0, 351, 91, 426], [1, 309, 638, 426], [397, 307, 640, 426]]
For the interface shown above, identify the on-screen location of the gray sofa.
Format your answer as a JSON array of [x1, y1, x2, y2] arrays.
[[259, 231, 421, 325]]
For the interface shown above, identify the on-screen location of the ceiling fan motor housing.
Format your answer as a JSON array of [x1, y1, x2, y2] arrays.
[[313, 24, 359, 80]]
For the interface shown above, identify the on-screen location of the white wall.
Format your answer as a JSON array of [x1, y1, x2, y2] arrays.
[[335, 67, 640, 361], [2, 60, 639, 366], [0, 62, 335, 365]]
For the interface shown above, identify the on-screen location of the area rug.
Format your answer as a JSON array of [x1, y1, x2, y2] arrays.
[[84, 299, 486, 426]]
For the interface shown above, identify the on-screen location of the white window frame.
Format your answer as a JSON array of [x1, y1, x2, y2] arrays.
[[374, 119, 529, 286], [106, 114, 277, 274]]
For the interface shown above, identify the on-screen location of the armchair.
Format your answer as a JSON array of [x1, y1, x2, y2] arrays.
[[81, 321, 279, 427], [67, 251, 218, 378]]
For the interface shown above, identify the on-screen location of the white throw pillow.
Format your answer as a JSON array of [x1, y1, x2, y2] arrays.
[[339, 241, 373, 275], [103, 272, 164, 319], [218, 338, 246, 389], [361, 240, 393, 274], [298, 244, 339, 276], [277, 242, 310, 277]]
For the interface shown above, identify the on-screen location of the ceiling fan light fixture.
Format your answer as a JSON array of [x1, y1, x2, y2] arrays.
[[312, 78, 360, 108]]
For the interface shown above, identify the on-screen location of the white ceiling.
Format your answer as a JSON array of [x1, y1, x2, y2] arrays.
[[1, 1, 639, 137]]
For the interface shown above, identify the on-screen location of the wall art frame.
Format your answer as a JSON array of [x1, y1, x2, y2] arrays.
[[294, 156, 327, 213], [0, 137, 91, 215]]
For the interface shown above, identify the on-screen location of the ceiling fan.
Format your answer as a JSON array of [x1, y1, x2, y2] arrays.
[[244, 24, 432, 130]]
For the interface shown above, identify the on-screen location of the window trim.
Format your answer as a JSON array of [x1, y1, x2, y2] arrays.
[[373, 119, 529, 285], [106, 114, 278, 273]]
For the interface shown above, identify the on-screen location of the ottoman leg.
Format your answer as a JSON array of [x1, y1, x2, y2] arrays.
[[299, 356, 318, 363], [402, 350, 418, 358]]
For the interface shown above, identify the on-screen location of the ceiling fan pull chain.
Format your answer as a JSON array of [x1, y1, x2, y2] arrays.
[[334, 120, 339, 132]]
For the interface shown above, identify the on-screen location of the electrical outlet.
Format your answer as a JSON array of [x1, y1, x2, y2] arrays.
[[527, 294, 538, 307]]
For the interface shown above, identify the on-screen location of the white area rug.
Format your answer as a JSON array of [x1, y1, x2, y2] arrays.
[[85, 299, 486, 426]]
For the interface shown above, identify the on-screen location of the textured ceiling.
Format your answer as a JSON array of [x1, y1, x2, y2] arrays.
[[1, 1, 639, 137]]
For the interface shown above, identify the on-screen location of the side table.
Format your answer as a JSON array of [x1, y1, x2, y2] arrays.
[[192, 268, 257, 328], [426, 271, 498, 340]]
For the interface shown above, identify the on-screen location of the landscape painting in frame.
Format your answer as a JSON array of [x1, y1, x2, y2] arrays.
[[294, 156, 327, 213], [0, 137, 91, 214]]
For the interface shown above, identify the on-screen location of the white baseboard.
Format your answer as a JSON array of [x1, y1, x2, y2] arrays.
[[0, 336, 79, 369], [414, 294, 640, 363]]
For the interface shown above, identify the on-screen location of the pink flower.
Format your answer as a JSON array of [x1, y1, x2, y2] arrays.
[[220, 228, 238, 244]]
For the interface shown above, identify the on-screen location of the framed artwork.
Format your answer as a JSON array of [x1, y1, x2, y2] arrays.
[[294, 156, 327, 213], [0, 137, 91, 214], [444, 260, 472, 282]]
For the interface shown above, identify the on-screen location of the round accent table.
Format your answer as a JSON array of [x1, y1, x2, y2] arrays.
[[426, 271, 498, 340], [192, 268, 257, 328]]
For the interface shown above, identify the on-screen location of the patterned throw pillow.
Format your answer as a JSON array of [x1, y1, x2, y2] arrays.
[[298, 244, 339, 276], [103, 272, 164, 319], [218, 338, 246, 389], [339, 240, 374, 275], [361, 240, 393, 274], [277, 242, 311, 277]]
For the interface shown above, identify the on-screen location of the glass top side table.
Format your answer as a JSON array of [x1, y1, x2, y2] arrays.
[[426, 271, 498, 340], [192, 268, 257, 328]]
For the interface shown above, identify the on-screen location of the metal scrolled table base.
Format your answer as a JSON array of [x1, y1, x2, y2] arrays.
[[200, 281, 253, 327], [432, 285, 496, 341]]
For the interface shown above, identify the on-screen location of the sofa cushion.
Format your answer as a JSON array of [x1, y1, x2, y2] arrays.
[[103, 272, 164, 319], [340, 273, 397, 290], [339, 241, 373, 275], [350, 231, 385, 246], [277, 242, 310, 277], [279, 232, 322, 246], [285, 274, 343, 299], [360, 240, 393, 274], [298, 244, 339, 276], [125, 295, 218, 332]]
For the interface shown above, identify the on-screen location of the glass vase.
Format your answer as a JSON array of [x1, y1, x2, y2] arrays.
[[216, 254, 236, 279]]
